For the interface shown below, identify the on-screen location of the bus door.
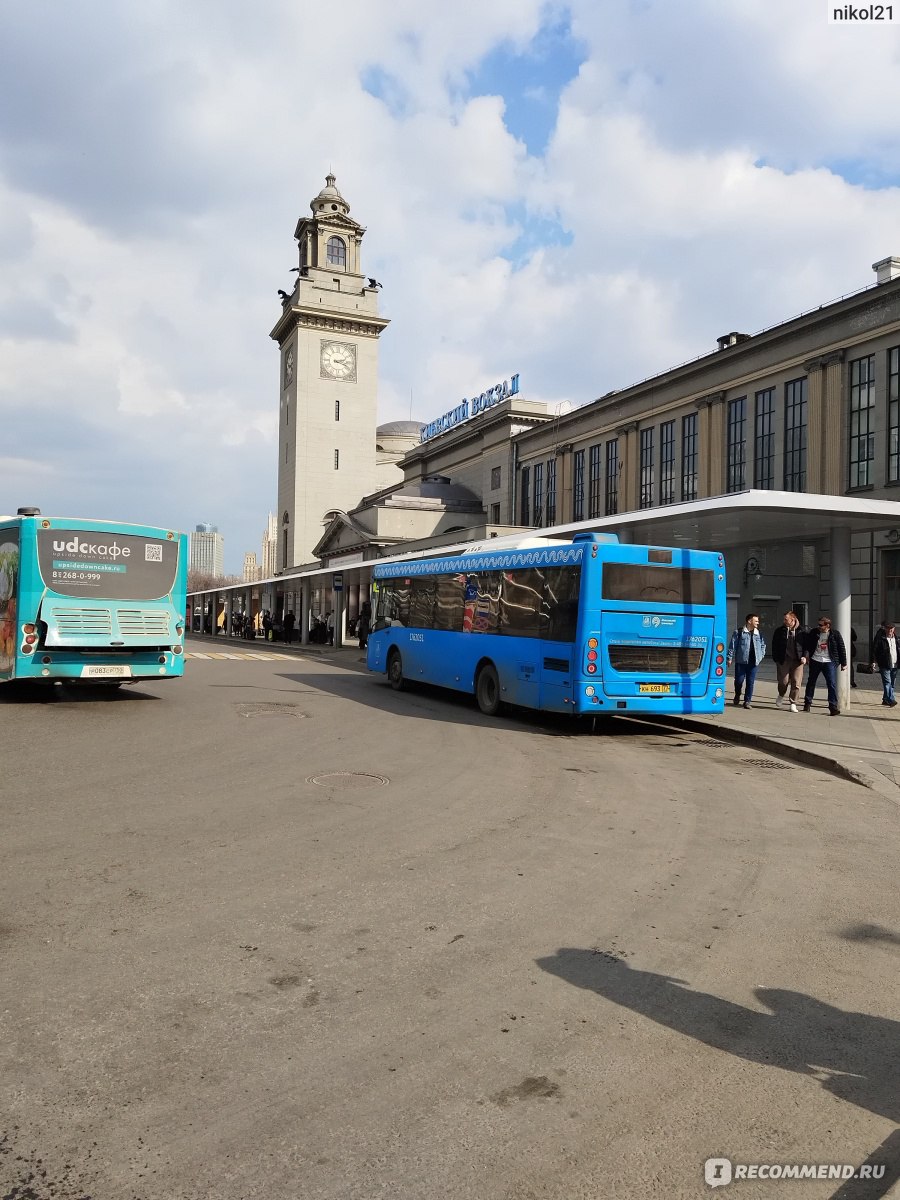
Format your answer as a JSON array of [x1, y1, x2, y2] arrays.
[[537, 567, 579, 712], [600, 611, 714, 699]]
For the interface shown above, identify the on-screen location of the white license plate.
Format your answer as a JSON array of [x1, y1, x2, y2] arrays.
[[80, 664, 132, 678]]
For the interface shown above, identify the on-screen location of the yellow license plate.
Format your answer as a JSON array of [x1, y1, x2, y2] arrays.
[[639, 683, 671, 694]]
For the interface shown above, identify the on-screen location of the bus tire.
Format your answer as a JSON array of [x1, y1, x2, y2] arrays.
[[387, 649, 405, 691], [475, 663, 501, 716]]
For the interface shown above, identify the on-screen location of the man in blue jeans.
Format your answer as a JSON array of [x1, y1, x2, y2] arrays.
[[871, 619, 900, 707], [802, 616, 847, 715], [727, 613, 766, 709]]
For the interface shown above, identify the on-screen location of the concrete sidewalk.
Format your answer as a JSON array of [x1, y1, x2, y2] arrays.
[[663, 663, 900, 803], [187, 634, 900, 801]]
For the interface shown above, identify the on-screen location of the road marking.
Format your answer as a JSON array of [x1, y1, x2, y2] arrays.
[[185, 651, 284, 661]]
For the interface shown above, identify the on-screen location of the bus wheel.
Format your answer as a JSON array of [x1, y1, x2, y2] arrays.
[[476, 663, 501, 715], [387, 649, 405, 691]]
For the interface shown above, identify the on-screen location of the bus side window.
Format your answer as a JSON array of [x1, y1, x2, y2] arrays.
[[468, 571, 501, 635], [499, 567, 542, 638], [540, 566, 581, 642], [434, 574, 466, 631], [409, 576, 437, 629]]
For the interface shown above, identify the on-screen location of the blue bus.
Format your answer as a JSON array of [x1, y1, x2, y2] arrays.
[[0, 507, 188, 688], [366, 533, 727, 716]]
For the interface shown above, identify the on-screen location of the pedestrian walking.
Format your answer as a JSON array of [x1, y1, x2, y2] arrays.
[[357, 600, 371, 650], [284, 610, 296, 644], [870, 619, 900, 707], [726, 613, 766, 708], [772, 610, 807, 712], [802, 616, 847, 715]]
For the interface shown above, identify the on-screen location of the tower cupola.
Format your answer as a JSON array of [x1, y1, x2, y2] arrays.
[[311, 173, 350, 218]]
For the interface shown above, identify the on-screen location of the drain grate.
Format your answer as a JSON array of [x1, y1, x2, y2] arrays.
[[235, 702, 308, 719], [743, 758, 794, 769], [308, 772, 390, 788], [702, 741, 731, 748]]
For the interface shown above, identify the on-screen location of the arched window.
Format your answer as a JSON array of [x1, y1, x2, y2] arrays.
[[326, 236, 346, 268]]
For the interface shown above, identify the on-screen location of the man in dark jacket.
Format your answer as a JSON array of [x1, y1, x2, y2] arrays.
[[871, 620, 900, 707], [772, 611, 807, 712], [802, 616, 847, 715]]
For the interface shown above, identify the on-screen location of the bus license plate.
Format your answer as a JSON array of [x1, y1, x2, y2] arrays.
[[639, 683, 671, 693], [81, 665, 132, 678]]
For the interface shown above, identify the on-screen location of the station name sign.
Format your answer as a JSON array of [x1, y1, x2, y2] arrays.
[[421, 374, 520, 443]]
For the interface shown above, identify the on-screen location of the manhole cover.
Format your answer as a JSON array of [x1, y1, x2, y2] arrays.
[[235, 702, 308, 719], [307, 772, 390, 788], [743, 758, 794, 769]]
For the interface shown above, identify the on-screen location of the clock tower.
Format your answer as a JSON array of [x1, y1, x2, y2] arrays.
[[271, 174, 389, 572]]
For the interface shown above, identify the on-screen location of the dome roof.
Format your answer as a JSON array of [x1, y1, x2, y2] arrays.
[[389, 474, 482, 508], [311, 173, 349, 216], [376, 420, 425, 437]]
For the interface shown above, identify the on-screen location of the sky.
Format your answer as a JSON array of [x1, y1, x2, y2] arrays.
[[1, 0, 898, 574]]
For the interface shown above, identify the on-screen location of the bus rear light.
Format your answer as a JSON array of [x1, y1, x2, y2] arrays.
[[587, 650, 598, 662], [716, 654, 724, 664], [159, 655, 167, 663], [22, 643, 34, 654], [587, 664, 596, 674], [715, 667, 724, 676], [716, 643, 724, 652], [42, 656, 52, 664], [585, 685, 595, 696], [587, 637, 598, 649], [24, 634, 36, 645], [22, 623, 35, 634]]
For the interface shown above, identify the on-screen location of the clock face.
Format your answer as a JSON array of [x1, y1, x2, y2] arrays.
[[284, 347, 294, 387], [320, 340, 357, 382]]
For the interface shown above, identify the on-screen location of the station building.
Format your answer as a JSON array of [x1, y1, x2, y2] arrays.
[[195, 174, 900, 701]]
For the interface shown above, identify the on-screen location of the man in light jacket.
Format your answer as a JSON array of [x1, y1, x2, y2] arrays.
[[726, 613, 767, 709]]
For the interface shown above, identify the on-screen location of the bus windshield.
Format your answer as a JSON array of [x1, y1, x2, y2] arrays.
[[36, 528, 180, 601]]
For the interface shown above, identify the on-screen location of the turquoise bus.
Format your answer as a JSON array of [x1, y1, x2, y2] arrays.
[[366, 532, 727, 716], [0, 507, 187, 688]]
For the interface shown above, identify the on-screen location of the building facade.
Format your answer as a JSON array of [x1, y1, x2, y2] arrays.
[[271, 174, 390, 573], [260, 512, 277, 579], [189, 523, 224, 577], [243, 552, 260, 583]]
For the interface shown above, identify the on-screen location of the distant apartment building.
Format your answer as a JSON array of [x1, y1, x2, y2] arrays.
[[189, 523, 224, 577], [243, 551, 260, 582]]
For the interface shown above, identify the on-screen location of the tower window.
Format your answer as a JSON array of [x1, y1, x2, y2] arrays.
[[334, 449, 340, 470], [326, 236, 346, 268], [335, 400, 340, 422]]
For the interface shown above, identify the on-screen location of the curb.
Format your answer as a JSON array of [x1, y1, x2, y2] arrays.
[[643, 713, 877, 791]]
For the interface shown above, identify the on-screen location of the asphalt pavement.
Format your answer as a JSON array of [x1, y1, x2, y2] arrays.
[[188, 634, 900, 803]]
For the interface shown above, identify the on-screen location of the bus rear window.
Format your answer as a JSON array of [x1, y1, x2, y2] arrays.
[[37, 529, 179, 600], [602, 563, 715, 605]]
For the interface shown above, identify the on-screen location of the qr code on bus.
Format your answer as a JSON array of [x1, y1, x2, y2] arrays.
[[145, 543, 163, 562]]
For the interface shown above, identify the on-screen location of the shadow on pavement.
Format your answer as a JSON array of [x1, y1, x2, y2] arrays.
[[0, 681, 159, 705], [536, 948, 900, 1126], [275, 670, 683, 741]]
